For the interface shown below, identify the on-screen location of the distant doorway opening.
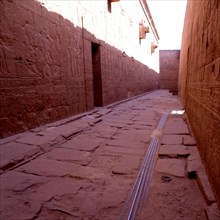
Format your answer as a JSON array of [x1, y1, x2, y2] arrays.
[[92, 43, 103, 107]]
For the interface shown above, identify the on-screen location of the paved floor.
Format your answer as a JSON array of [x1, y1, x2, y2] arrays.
[[0, 90, 218, 219]]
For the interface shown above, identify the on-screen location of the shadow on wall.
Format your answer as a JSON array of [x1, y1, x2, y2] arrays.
[[0, 0, 159, 137]]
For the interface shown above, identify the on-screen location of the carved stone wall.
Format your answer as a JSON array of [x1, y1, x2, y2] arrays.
[[179, 0, 220, 207], [159, 50, 180, 90], [0, 0, 159, 137]]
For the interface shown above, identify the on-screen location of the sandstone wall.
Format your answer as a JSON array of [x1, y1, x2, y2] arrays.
[[159, 50, 180, 90], [179, 0, 220, 206], [0, 0, 159, 137]]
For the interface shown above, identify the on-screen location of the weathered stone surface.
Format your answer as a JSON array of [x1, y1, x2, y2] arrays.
[[16, 132, 60, 148], [179, 0, 220, 207], [105, 139, 146, 149], [89, 155, 118, 169], [159, 50, 180, 90], [0, 90, 213, 219], [83, 124, 118, 139], [161, 135, 183, 145], [112, 155, 141, 175], [197, 170, 216, 205], [183, 135, 197, 146], [0, 142, 40, 170], [42, 148, 92, 165], [187, 147, 203, 177], [0, 171, 47, 191], [61, 134, 103, 152], [81, 115, 102, 126], [125, 124, 154, 130], [113, 129, 151, 143], [37, 177, 132, 219], [45, 124, 86, 139], [164, 118, 190, 135], [0, 193, 42, 220], [159, 145, 189, 157], [155, 159, 186, 177], [17, 158, 107, 180], [96, 144, 144, 156], [205, 203, 220, 220]]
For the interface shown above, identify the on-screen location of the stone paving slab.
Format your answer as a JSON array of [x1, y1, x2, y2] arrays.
[[17, 158, 108, 180], [41, 148, 93, 166], [183, 135, 197, 146], [187, 147, 203, 176], [112, 155, 141, 175], [161, 135, 184, 145], [44, 124, 86, 139], [0, 142, 41, 170], [155, 158, 186, 177], [205, 203, 220, 220], [0, 170, 48, 191], [1, 177, 84, 220], [16, 132, 61, 148], [0, 90, 218, 219], [159, 145, 189, 157], [60, 134, 104, 152], [105, 138, 146, 149], [164, 118, 190, 134], [83, 124, 119, 139], [113, 129, 152, 143], [96, 144, 145, 156], [197, 170, 216, 205]]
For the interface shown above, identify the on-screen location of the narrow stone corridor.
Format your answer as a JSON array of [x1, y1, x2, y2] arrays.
[[0, 90, 216, 219]]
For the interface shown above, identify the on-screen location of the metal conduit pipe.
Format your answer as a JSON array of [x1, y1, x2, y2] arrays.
[[130, 138, 159, 219], [127, 139, 157, 219], [120, 112, 169, 220], [121, 138, 155, 220], [120, 139, 157, 220], [128, 138, 157, 220]]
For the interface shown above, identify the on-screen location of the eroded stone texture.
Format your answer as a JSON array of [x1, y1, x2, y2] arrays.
[[179, 0, 220, 207], [161, 135, 183, 145], [155, 159, 186, 177], [159, 50, 180, 90], [164, 118, 190, 134], [159, 145, 189, 158], [205, 203, 220, 220], [0, 142, 41, 170], [61, 134, 104, 152], [41, 148, 93, 166]]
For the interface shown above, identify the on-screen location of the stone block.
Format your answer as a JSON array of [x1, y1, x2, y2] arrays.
[[183, 135, 197, 146], [0, 170, 47, 191], [205, 203, 220, 220], [61, 134, 103, 152], [161, 135, 183, 145], [16, 132, 62, 151], [197, 170, 216, 205], [155, 158, 186, 177], [0, 142, 41, 170], [187, 147, 203, 178], [164, 122, 190, 135], [42, 148, 92, 166], [112, 155, 141, 175], [17, 158, 107, 180], [96, 144, 144, 156], [159, 145, 189, 157]]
